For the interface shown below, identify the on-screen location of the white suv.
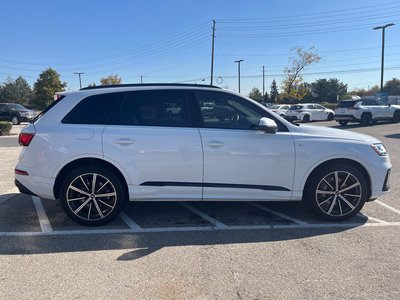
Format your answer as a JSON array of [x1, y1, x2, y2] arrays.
[[285, 103, 335, 122], [334, 98, 400, 126], [15, 84, 392, 225]]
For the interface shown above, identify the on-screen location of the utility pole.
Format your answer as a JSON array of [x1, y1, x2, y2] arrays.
[[140, 75, 143, 84], [210, 20, 216, 86], [234, 59, 244, 93], [373, 23, 395, 91], [74, 72, 84, 89], [262, 65, 265, 96]]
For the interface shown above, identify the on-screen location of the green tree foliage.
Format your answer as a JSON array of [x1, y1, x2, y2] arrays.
[[311, 78, 347, 102], [32, 68, 66, 110], [270, 79, 279, 103], [100, 74, 122, 85], [248, 87, 263, 102], [0, 76, 32, 106], [282, 46, 321, 99], [262, 91, 269, 103], [383, 78, 400, 95]]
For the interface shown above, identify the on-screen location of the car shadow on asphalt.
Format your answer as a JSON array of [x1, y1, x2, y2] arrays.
[[0, 195, 368, 260], [385, 133, 400, 139]]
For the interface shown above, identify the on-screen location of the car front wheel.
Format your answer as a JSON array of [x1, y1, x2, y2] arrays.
[[11, 116, 20, 125], [306, 164, 368, 221], [60, 166, 126, 226]]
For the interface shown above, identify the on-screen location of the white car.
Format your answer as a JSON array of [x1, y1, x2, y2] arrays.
[[15, 84, 391, 225], [334, 98, 400, 126], [269, 104, 291, 117], [285, 103, 335, 122]]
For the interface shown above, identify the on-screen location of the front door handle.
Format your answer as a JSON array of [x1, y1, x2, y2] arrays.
[[114, 138, 135, 146], [206, 141, 224, 148]]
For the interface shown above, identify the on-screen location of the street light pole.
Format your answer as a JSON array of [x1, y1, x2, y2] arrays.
[[74, 72, 85, 89], [373, 23, 395, 92], [234, 59, 244, 93]]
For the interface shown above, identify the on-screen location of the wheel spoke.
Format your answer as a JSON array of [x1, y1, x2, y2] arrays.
[[340, 173, 350, 189], [327, 195, 337, 215], [318, 196, 333, 206], [338, 194, 355, 210], [317, 190, 335, 195], [334, 171, 339, 191], [67, 196, 87, 202], [338, 198, 343, 216], [322, 178, 335, 191], [79, 176, 90, 192], [87, 203, 92, 220], [91, 174, 97, 194], [93, 200, 104, 218], [74, 198, 92, 214], [96, 180, 110, 194], [344, 193, 361, 198], [96, 192, 116, 198], [69, 185, 90, 196], [340, 182, 360, 193], [98, 199, 114, 209]]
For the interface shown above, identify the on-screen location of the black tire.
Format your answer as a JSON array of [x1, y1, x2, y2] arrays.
[[305, 163, 368, 221], [393, 110, 400, 123], [302, 114, 310, 122], [11, 115, 20, 125], [59, 166, 126, 226], [360, 113, 372, 126], [327, 113, 334, 121], [339, 120, 348, 126]]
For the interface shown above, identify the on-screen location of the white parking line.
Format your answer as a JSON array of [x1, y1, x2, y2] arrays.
[[357, 213, 388, 224], [0, 222, 400, 237], [178, 202, 227, 228], [31, 196, 53, 233], [248, 202, 309, 225], [119, 212, 143, 231], [375, 200, 400, 216]]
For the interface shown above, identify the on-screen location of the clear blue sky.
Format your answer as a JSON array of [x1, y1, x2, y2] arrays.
[[1, 0, 399, 95]]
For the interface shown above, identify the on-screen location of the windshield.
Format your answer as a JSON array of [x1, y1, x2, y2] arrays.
[[289, 105, 303, 110], [7, 103, 27, 110]]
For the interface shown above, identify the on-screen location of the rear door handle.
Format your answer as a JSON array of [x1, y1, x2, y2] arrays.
[[114, 138, 135, 146], [206, 141, 224, 148]]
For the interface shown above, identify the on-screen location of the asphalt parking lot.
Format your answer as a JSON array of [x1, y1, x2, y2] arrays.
[[1, 121, 399, 299]]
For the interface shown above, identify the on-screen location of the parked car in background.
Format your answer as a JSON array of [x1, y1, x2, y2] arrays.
[[269, 104, 291, 117], [0, 103, 37, 125], [334, 99, 400, 126], [285, 103, 335, 122], [15, 84, 391, 225]]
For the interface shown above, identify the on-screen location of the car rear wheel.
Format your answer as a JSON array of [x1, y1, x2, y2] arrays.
[[393, 111, 400, 123], [327, 113, 334, 121], [302, 114, 310, 122], [306, 164, 368, 221], [11, 116, 20, 125], [60, 166, 126, 226], [360, 113, 372, 126]]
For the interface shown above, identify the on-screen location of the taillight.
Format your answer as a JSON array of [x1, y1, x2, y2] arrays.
[[18, 133, 35, 146], [15, 169, 29, 176]]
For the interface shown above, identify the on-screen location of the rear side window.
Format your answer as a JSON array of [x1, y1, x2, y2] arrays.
[[62, 93, 122, 124], [111, 89, 191, 127], [336, 101, 358, 108]]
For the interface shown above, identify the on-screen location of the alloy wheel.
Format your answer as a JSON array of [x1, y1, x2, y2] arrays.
[[66, 173, 117, 221], [315, 171, 362, 217]]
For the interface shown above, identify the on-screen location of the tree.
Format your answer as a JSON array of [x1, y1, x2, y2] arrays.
[[384, 78, 400, 95], [32, 68, 66, 110], [282, 46, 321, 99], [0, 76, 32, 106], [311, 78, 347, 102], [100, 74, 122, 85], [270, 79, 279, 103], [248, 87, 263, 102], [262, 91, 270, 103]]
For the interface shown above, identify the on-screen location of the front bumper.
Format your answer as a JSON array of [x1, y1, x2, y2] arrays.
[[334, 114, 359, 122], [285, 115, 300, 122]]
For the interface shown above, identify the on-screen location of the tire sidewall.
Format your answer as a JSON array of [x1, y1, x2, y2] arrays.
[[306, 164, 368, 221], [59, 166, 126, 226]]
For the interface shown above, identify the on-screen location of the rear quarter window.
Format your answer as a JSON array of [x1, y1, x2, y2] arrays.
[[62, 93, 122, 124]]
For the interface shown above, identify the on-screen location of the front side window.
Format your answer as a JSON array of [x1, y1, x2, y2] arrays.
[[114, 90, 191, 127]]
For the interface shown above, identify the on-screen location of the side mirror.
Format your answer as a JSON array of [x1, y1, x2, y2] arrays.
[[258, 117, 278, 134]]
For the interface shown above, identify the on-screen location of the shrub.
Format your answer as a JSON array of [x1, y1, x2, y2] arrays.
[[0, 121, 12, 136]]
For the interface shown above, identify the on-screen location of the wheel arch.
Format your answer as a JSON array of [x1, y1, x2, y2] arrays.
[[302, 158, 372, 200], [53, 157, 129, 200]]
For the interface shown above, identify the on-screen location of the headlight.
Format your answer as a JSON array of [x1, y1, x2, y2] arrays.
[[371, 143, 387, 156]]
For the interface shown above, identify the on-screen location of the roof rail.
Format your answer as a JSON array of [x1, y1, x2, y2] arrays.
[[80, 83, 221, 91]]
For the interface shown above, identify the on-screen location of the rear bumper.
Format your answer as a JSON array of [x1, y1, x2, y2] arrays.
[[334, 115, 359, 122], [285, 115, 300, 121], [15, 174, 56, 199], [15, 179, 37, 196]]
